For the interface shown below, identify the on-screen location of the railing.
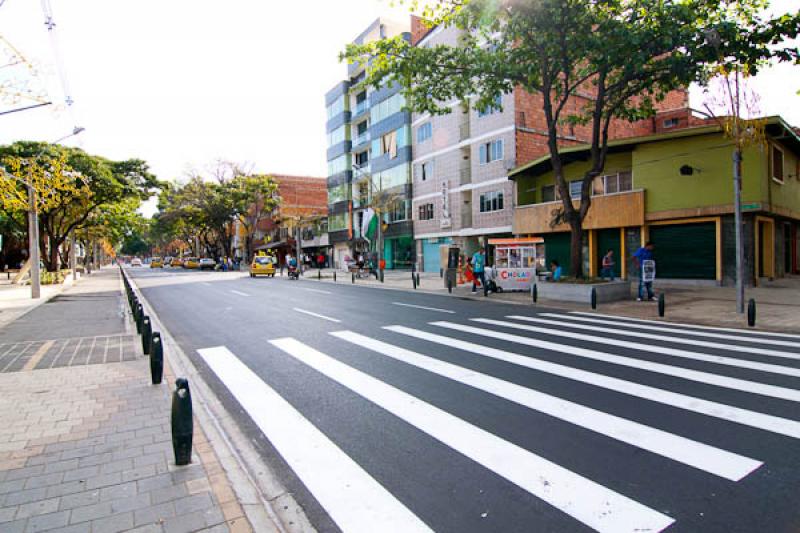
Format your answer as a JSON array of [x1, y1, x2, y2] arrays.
[[354, 132, 369, 146]]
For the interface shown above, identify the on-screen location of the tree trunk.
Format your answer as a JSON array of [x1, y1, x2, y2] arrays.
[[569, 218, 584, 279]]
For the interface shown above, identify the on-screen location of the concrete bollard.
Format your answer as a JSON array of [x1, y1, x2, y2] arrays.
[[141, 316, 152, 355], [748, 298, 756, 327], [590, 287, 597, 309], [135, 304, 144, 333], [171, 378, 193, 466], [531, 283, 538, 303], [150, 332, 163, 384]]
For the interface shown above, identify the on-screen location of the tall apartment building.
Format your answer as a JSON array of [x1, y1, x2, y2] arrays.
[[324, 17, 415, 270], [409, 20, 693, 273]]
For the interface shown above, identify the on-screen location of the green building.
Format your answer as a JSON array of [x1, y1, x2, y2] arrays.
[[509, 117, 800, 285]]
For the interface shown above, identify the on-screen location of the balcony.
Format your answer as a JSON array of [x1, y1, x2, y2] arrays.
[[513, 189, 645, 235], [354, 131, 370, 147], [354, 100, 369, 116]]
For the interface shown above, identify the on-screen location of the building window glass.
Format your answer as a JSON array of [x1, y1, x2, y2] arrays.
[[479, 139, 504, 165], [772, 145, 784, 183], [328, 183, 349, 204], [389, 199, 411, 223], [354, 150, 369, 168], [419, 203, 434, 220], [327, 125, 346, 147], [326, 96, 345, 119], [375, 165, 409, 190], [478, 94, 502, 117], [590, 171, 633, 195], [541, 184, 555, 203], [327, 154, 350, 177], [371, 93, 405, 124], [479, 191, 504, 213], [417, 122, 432, 143], [328, 213, 347, 232], [569, 180, 583, 199]]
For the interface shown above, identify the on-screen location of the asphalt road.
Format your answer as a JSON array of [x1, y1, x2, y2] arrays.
[[127, 266, 800, 533]]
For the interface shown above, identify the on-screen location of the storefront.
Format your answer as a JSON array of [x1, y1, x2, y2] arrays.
[[489, 237, 544, 292]]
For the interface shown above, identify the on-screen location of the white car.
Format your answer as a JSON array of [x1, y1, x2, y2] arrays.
[[199, 258, 216, 270], [130, 258, 142, 267]]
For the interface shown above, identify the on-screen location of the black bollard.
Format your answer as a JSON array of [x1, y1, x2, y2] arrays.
[[352, 272, 355, 284], [150, 332, 163, 385], [318, 269, 321, 280], [412, 272, 417, 290], [333, 271, 337, 282], [171, 378, 193, 466], [658, 293, 665, 317], [531, 283, 538, 303], [748, 298, 756, 327], [416, 272, 421, 287], [590, 287, 597, 309], [135, 304, 144, 333], [380, 269, 384, 283], [447, 278, 452, 294], [440, 268, 443, 279], [141, 316, 152, 355]]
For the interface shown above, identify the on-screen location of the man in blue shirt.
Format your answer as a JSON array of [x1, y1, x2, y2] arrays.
[[632, 242, 655, 301], [471, 248, 487, 296]]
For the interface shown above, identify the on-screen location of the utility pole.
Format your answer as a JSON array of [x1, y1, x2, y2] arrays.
[[733, 150, 744, 313], [296, 225, 302, 277], [28, 180, 40, 298]]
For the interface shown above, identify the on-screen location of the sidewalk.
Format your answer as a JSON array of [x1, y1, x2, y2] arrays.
[[0, 268, 266, 533], [305, 268, 800, 333]]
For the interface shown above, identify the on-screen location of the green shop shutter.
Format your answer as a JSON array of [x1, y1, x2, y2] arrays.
[[544, 232, 572, 276], [596, 229, 621, 277], [649, 222, 716, 280]]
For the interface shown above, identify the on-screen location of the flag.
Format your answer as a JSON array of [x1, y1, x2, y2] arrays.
[[361, 208, 378, 243]]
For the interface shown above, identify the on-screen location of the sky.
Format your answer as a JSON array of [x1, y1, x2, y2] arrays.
[[1, 0, 798, 216]]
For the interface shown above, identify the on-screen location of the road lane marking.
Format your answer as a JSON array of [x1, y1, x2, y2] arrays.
[[458, 319, 800, 403], [230, 290, 250, 297], [22, 340, 54, 372], [303, 288, 332, 295], [293, 308, 341, 323], [196, 346, 431, 533], [201, 282, 212, 286], [332, 331, 760, 481], [570, 311, 800, 340], [542, 313, 800, 348], [392, 302, 455, 314], [385, 325, 800, 439], [271, 337, 674, 533], [495, 317, 800, 379], [510, 316, 799, 359]]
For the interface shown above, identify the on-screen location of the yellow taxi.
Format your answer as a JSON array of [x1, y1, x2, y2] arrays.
[[250, 254, 276, 277], [150, 257, 164, 268], [183, 257, 200, 269], [170, 257, 183, 267]]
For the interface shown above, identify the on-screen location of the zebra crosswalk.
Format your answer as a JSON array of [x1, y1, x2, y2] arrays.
[[196, 311, 800, 532]]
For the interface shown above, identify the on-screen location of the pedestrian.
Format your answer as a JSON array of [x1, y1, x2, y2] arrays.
[[471, 248, 487, 296], [601, 249, 615, 281], [550, 260, 563, 281], [632, 241, 656, 301]]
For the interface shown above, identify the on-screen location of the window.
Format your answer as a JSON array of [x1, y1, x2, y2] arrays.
[[419, 203, 434, 220], [389, 199, 411, 223], [479, 139, 504, 164], [479, 191, 504, 213], [375, 165, 409, 190], [417, 161, 434, 181], [541, 185, 555, 203], [478, 94, 503, 117], [327, 125, 346, 147], [372, 127, 408, 158], [591, 171, 634, 195], [417, 123, 432, 143], [327, 154, 350, 177], [772, 145, 784, 183], [356, 121, 368, 136], [354, 151, 369, 167], [328, 213, 347, 232], [326, 96, 345, 119], [569, 180, 583, 199], [355, 92, 368, 114], [381, 131, 398, 158], [663, 117, 680, 129], [370, 93, 405, 124], [327, 183, 349, 204]]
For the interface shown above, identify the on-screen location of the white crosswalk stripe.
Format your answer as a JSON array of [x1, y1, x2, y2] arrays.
[[385, 325, 800, 439], [508, 315, 800, 359], [331, 330, 761, 481], [196, 346, 432, 533], [543, 312, 800, 348], [457, 319, 800, 402], [569, 311, 800, 340], [270, 337, 675, 533]]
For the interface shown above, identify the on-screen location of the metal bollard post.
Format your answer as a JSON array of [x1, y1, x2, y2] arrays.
[[412, 272, 417, 290], [150, 332, 163, 384], [380, 269, 384, 283], [748, 298, 756, 327], [531, 283, 538, 303], [135, 304, 144, 333], [141, 316, 152, 355], [171, 378, 193, 466], [333, 271, 337, 282], [440, 268, 443, 279], [447, 278, 452, 294], [416, 272, 420, 287], [352, 272, 355, 284], [590, 287, 597, 309], [318, 269, 321, 280], [658, 293, 665, 317]]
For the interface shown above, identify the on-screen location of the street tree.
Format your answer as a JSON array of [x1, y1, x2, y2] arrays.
[[231, 174, 280, 262], [345, 0, 800, 277]]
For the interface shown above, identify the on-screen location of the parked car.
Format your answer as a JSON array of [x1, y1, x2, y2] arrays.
[[183, 257, 200, 269], [150, 257, 164, 268], [131, 258, 142, 267], [170, 257, 183, 267], [250, 255, 276, 277], [199, 258, 216, 270]]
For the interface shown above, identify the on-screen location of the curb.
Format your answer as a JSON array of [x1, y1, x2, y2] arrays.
[[122, 267, 315, 533]]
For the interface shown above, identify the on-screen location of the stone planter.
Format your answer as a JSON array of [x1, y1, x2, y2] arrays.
[[535, 280, 631, 303]]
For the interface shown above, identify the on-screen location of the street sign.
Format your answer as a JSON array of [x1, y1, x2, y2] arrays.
[[742, 203, 760, 210]]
